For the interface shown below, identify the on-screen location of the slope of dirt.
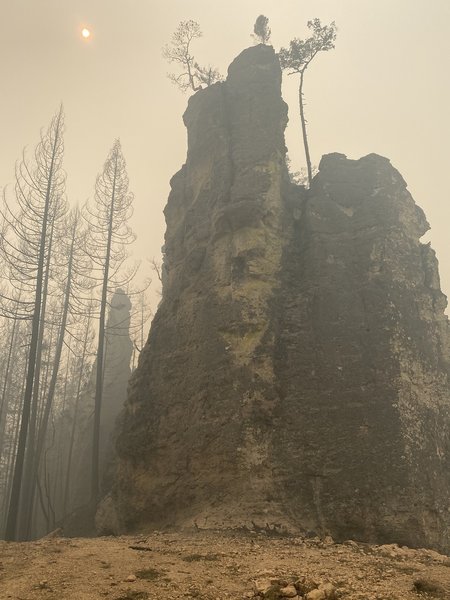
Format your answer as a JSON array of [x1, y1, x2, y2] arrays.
[[1, 530, 450, 600]]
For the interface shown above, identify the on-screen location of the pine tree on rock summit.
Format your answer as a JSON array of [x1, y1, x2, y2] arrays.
[[253, 15, 271, 45], [279, 19, 337, 187]]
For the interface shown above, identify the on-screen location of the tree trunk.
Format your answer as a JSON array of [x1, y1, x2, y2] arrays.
[[1, 354, 27, 535], [91, 152, 117, 503], [299, 71, 313, 188], [4, 109, 63, 541], [63, 313, 91, 516], [19, 221, 55, 539], [0, 315, 19, 462], [24, 216, 77, 536]]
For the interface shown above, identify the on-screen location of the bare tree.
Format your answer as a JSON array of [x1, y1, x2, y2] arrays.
[[18, 215, 57, 539], [0, 331, 28, 533], [279, 19, 337, 187], [163, 20, 223, 92], [83, 139, 135, 504], [0, 307, 21, 457], [61, 308, 95, 517], [0, 106, 66, 541], [253, 15, 271, 45], [0, 307, 28, 529], [20, 207, 91, 537]]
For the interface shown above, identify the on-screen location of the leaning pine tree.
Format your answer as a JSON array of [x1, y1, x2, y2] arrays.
[[279, 19, 337, 187], [83, 140, 135, 506]]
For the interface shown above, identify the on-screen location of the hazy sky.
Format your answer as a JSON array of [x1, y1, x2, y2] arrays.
[[1, 1, 449, 303]]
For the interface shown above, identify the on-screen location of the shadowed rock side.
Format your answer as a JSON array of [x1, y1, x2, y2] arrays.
[[273, 153, 450, 552], [115, 45, 450, 552]]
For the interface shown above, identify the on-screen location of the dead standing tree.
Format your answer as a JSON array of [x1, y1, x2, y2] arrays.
[[22, 207, 92, 538], [0, 106, 66, 540], [279, 19, 337, 187], [83, 139, 136, 505], [0, 301, 27, 526]]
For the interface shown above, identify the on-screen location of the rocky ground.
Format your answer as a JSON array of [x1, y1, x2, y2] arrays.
[[0, 530, 449, 600]]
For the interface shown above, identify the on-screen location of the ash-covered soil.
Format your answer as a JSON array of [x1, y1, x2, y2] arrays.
[[0, 530, 449, 600]]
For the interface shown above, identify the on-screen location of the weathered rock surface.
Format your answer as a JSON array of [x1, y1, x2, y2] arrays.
[[274, 152, 450, 553], [115, 45, 450, 552]]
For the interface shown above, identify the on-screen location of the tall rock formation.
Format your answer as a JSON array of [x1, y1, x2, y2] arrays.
[[98, 288, 133, 492], [275, 153, 450, 552], [115, 45, 450, 552], [64, 288, 132, 534]]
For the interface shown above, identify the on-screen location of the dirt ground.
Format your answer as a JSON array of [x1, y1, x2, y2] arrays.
[[0, 530, 450, 600]]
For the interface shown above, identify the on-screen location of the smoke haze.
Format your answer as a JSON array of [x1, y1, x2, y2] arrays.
[[1, 0, 449, 299]]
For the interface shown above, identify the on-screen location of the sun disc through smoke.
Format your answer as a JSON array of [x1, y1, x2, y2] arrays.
[[81, 28, 91, 39]]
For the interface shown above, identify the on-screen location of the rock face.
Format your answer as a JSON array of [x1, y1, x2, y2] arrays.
[[98, 288, 133, 490], [115, 45, 450, 552]]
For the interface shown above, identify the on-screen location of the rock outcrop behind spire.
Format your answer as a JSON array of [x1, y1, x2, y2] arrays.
[[115, 45, 450, 553]]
